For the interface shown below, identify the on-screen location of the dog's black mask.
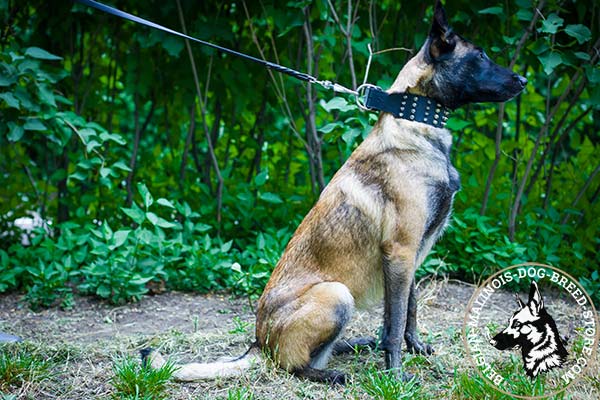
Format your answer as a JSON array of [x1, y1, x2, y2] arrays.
[[423, 1, 527, 109]]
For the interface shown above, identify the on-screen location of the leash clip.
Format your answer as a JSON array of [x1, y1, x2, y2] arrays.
[[356, 84, 381, 111], [317, 80, 359, 96]]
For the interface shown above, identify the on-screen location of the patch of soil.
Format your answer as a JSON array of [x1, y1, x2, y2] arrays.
[[0, 291, 250, 345], [0, 279, 598, 400]]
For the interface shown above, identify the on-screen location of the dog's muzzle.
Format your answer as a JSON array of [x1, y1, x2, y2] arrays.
[[514, 74, 527, 88]]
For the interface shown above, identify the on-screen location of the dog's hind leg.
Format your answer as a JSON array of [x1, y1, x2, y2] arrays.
[[404, 279, 434, 355], [271, 281, 355, 384]]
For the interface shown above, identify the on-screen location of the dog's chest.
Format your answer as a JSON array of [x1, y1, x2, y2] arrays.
[[424, 160, 460, 240]]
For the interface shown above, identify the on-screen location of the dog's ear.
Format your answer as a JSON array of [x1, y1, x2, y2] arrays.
[[515, 294, 526, 309], [428, 0, 456, 60], [527, 281, 544, 316]]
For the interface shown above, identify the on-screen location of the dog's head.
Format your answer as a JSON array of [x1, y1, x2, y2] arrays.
[[415, 0, 527, 109], [489, 281, 545, 351]]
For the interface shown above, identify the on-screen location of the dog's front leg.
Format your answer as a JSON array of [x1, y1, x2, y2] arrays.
[[381, 243, 414, 380], [404, 279, 434, 355]]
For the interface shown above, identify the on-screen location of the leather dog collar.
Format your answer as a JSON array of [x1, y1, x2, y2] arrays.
[[363, 87, 451, 128]]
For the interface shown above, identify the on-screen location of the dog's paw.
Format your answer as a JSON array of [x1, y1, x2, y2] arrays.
[[387, 368, 417, 383], [401, 371, 416, 382], [330, 371, 347, 385], [140, 347, 154, 366], [404, 334, 434, 356]]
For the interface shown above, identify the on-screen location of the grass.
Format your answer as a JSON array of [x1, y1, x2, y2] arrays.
[[358, 366, 426, 400], [1, 282, 598, 399], [110, 356, 176, 400], [0, 344, 52, 392], [224, 387, 255, 400], [452, 370, 515, 400]]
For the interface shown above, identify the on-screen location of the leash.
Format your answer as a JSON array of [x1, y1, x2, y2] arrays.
[[73, 0, 451, 128], [74, 0, 358, 96]]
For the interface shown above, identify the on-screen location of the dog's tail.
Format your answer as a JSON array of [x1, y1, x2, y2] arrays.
[[140, 344, 261, 381]]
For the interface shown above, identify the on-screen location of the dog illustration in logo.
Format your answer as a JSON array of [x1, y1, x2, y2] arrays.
[[489, 281, 568, 378]]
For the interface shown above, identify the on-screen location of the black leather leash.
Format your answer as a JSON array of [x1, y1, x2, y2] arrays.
[[74, 0, 451, 128]]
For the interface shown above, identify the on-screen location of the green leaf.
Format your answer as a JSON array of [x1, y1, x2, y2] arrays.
[[221, 240, 233, 252], [138, 182, 153, 208], [146, 212, 159, 226], [25, 47, 63, 60], [129, 276, 153, 286], [574, 52, 590, 61], [161, 35, 184, 57], [516, 9, 533, 21], [37, 84, 56, 107], [74, 128, 96, 145], [23, 119, 46, 131], [121, 204, 146, 224], [564, 24, 591, 44], [112, 161, 132, 172], [157, 198, 175, 208], [478, 6, 503, 15], [96, 284, 111, 299], [254, 171, 268, 186], [0, 92, 20, 109], [7, 122, 24, 142], [538, 52, 562, 75], [147, 212, 177, 228], [69, 171, 87, 181], [446, 118, 472, 131], [342, 128, 361, 144], [194, 223, 212, 233], [258, 192, 283, 204], [540, 13, 563, 34], [0, 73, 16, 87], [113, 230, 130, 248], [318, 122, 341, 133], [99, 132, 126, 145], [156, 218, 177, 229], [100, 167, 112, 178], [231, 262, 242, 273], [86, 140, 101, 153], [320, 96, 356, 113], [585, 65, 600, 84]]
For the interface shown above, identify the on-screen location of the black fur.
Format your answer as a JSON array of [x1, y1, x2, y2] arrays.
[[292, 366, 347, 385], [423, 2, 526, 109]]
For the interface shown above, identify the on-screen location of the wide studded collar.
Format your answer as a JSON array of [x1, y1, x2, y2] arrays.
[[362, 87, 451, 128]]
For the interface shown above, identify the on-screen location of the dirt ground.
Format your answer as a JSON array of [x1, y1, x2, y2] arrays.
[[1, 279, 598, 399]]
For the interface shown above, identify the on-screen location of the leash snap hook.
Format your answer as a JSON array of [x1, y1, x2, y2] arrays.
[[356, 83, 380, 112]]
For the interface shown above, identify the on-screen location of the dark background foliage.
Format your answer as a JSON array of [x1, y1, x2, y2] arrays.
[[1, 0, 598, 308]]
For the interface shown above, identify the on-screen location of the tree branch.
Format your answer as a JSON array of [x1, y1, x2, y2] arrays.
[[176, 0, 224, 232]]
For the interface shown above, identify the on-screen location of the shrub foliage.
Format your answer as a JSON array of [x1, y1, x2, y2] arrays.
[[0, 0, 598, 307]]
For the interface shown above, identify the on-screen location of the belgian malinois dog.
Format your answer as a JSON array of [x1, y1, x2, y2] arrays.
[[145, 0, 527, 384]]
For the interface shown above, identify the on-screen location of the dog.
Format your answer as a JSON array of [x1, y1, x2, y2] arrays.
[[490, 281, 568, 378], [144, 0, 527, 384]]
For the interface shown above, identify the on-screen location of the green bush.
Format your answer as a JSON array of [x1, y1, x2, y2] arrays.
[[0, 1, 598, 307]]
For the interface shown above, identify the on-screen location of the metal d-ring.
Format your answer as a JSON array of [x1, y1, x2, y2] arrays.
[[355, 83, 380, 111]]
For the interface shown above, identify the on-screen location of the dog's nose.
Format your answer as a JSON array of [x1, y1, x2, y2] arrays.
[[489, 338, 497, 347], [514, 74, 527, 87]]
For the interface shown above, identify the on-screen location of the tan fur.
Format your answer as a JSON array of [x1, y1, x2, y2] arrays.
[[146, 2, 527, 382], [256, 48, 456, 371]]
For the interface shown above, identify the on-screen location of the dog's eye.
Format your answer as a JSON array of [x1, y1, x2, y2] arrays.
[[512, 321, 521, 329], [479, 51, 485, 60]]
